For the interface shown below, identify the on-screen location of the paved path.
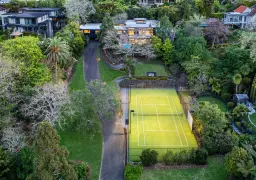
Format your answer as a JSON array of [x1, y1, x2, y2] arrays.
[[84, 41, 101, 81], [83, 41, 125, 180]]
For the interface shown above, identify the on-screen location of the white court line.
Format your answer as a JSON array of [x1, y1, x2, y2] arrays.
[[169, 96, 189, 146], [136, 96, 139, 146], [140, 96, 146, 145], [138, 144, 189, 147], [155, 105, 162, 130], [145, 130, 177, 132], [166, 96, 183, 145]]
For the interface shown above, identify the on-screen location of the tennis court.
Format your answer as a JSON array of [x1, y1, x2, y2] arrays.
[[129, 88, 198, 162]]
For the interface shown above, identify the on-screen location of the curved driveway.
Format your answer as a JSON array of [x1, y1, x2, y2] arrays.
[[83, 41, 125, 180]]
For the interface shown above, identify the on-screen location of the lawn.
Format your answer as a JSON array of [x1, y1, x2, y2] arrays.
[[69, 56, 85, 91], [141, 156, 228, 180], [249, 113, 256, 125], [135, 60, 168, 76], [59, 131, 102, 180], [59, 55, 102, 180], [97, 49, 126, 93], [198, 96, 228, 112], [129, 88, 197, 162]]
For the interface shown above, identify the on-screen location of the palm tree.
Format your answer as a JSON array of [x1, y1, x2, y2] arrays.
[[46, 37, 73, 80], [124, 56, 137, 78], [189, 13, 205, 26], [233, 73, 242, 94]]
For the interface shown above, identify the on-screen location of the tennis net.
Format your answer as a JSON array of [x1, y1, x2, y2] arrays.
[[133, 113, 183, 116]]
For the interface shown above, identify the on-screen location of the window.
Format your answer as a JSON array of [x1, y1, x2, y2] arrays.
[[128, 28, 134, 36], [84, 30, 90, 33], [15, 18, 20, 24], [230, 18, 233, 22], [95, 30, 100, 33]]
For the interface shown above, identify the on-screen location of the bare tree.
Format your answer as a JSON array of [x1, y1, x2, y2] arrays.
[[1, 127, 25, 153], [204, 21, 229, 48], [65, 0, 96, 24], [21, 83, 69, 127]]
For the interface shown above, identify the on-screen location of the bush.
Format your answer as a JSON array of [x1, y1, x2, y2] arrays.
[[227, 102, 235, 109], [140, 149, 158, 166], [163, 151, 174, 165], [73, 161, 91, 180], [124, 164, 143, 180], [191, 148, 208, 165]]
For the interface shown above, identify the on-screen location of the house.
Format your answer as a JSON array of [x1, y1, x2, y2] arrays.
[[0, 6, 8, 27], [80, 18, 158, 45], [1, 12, 52, 37], [20, 8, 65, 32], [138, 0, 171, 6], [233, 94, 249, 105], [223, 4, 256, 28]]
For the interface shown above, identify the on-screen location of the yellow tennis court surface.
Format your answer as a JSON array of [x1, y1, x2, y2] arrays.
[[129, 88, 198, 161]]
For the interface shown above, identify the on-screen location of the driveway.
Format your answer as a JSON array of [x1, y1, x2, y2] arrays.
[[83, 41, 125, 180]]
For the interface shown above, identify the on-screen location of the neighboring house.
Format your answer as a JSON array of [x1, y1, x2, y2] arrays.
[[20, 8, 65, 32], [138, 0, 170, 6], [223, 4, 256, 28], [80, 18, 158, 45], [0, 6, 8, 27], [1, 12, 52, 37]]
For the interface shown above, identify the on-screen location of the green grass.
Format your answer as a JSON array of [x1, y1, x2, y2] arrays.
[[59, 131, 102, 180], [97, 49, 125, 93], [135, 60, 168, 76], [141, 156, 228, 180], [69, 56, 85, 91], [59, 55, 102, 180], [198, 96, 228, 112], [129, 89, 197, 162], [249, 113, 256, 125]]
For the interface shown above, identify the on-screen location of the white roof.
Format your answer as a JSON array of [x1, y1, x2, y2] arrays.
[[80, 23, 101, 30], [125, 20, 158, 28]]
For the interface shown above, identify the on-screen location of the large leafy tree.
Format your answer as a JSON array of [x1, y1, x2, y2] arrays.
[[33, 121, 77, 179], [46, 37, 74, 80], [2, 37, 51, 87], [100, 14, 114, 42], [156, 15, 173, 41], [162, 38, 173, 65], [65, 0, 95, 23], [241, 31, 256, 63], [124, 56, 137, 78]]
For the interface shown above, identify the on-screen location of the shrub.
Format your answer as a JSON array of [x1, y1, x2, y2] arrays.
[[124, 164, 143, 180], [192, 148, 208, 165], [73, 161, 91, 180], [227, 102, 235, 109], [140, 149, 158, 166], [179, 150, 189, 164], [163, 151, 174, 165]]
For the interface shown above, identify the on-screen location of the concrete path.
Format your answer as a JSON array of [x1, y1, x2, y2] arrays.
[[83, 41, 125, 180]]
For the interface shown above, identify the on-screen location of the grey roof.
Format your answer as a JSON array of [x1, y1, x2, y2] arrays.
[[234, 94, 249, 100], [134, 18, 147, 21], [80, 23, 101, 30], [21, 8, 60, 11], [6, 12, 48, 18]]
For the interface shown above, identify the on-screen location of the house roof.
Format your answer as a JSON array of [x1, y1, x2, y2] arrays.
[[80, 23, 101, 30], [234, 5, 248, 13], [0, 6, 6, 11], [21, 8, 60, 11], [6, 12, 48, 18], [248, 8, 256, 16], [251, 4, 256, 9], [234, 94, 249, 100]]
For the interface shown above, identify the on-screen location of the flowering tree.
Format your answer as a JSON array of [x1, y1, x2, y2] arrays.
[[65, 0, 95, 23]]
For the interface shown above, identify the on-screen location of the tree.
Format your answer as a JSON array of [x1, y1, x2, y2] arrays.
[[65, 0, 95, 23], [2, 37, 51, 87], [232, 104, 249, 120], [156, 15, 173, 41], [233, 73, 242, 93], [15, 146, 35, 180], [21, 83, 69, 128], [151, 35, 162, 56], [162, 38, 173, 65], [124, 56, 137, 77], [46, 36, 74, 80], [33, 121, 77, 179], [209, 77, 221, 94], [100, 14, 114, 42], [236, 159, 256, 179], [241, 31, 256, 63], [203, 0, 214, 17], [0, 146, 10, 178], [1, 127, 25, 153], [88, 80, 118, 120], [204, 21, 228, 47], [140, 149, 158, 166], [58, 89, 100, 136], [225, 147, 250, 179]]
